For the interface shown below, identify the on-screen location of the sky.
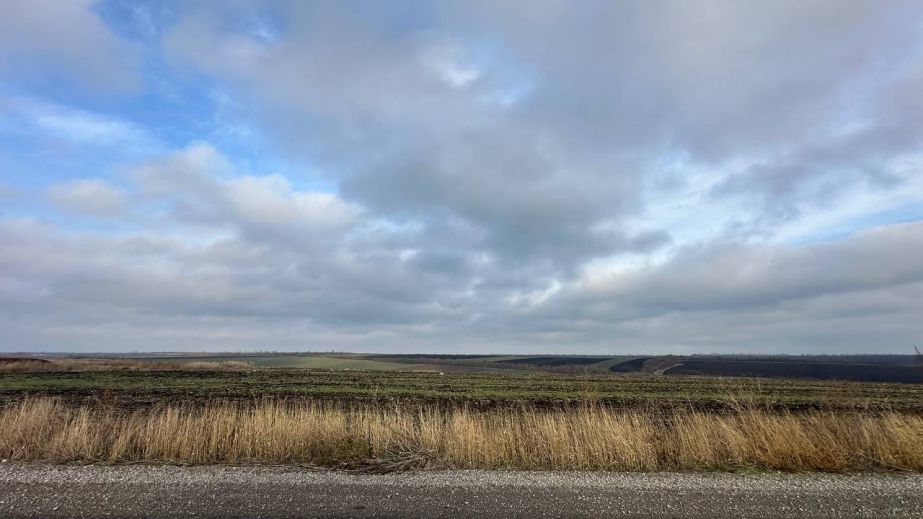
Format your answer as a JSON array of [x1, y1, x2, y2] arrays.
[[1, 0, 922, 354]]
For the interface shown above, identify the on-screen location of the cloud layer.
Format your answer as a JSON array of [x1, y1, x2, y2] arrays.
[[1, 0, 922, 353]]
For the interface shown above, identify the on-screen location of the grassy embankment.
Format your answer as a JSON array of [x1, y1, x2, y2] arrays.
[[1, 397, 921, 471]]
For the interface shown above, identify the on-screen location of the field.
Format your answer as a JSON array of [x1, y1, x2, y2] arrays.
[[0, 357, 253, 373], [153, 355, 443, 371], [2, 366, 922, 411], [664, 358, 923, 383], [357, 353, 923, 382], [40, 352, 920, 382], [87, 354, 507, 373], [1, 355, 921, 472]]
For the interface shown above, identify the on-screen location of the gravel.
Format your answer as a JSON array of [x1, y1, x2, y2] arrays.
[[1, 463, 921, 518]]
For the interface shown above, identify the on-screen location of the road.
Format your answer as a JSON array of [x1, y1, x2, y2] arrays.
[[0, 463, 920, 518]]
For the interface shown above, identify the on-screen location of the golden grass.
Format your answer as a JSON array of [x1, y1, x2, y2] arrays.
[[1, 398, 921, 471], [0, 358, 253, 373]]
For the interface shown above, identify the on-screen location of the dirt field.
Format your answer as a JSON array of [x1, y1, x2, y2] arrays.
[[2, 368, 922, 411]]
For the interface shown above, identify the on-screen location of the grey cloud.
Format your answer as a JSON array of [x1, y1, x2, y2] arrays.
[[164, 1, 665, 274], [1, 147, 481, 347], [163, 0, 923, 266], [539, 221, 923, 322], [1, 214, 921, 353], [461, 0, 923, 224], [0, 0, 139, 92], [0, 216, 462, 340]]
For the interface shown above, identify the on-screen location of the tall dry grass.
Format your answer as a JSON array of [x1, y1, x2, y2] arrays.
[[0, 358, 253, 373], [1, 398, 920, 471]]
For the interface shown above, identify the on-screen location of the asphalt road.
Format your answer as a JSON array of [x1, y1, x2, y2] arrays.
[[1, 463, 920, 518]]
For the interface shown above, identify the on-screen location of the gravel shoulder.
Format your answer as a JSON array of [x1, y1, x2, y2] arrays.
[[1, 463, 921, 518]]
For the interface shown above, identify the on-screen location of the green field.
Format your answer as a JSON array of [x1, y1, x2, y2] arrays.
[[142, 354, 522, 373], [2, 368, 921, 411], [153, 355, 442, 371]]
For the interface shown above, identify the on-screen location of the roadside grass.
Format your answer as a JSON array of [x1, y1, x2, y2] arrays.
[[1, 397, 920, 472]]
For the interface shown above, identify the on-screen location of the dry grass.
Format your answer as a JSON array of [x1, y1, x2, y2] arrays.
[[0, 358, 253, 373], [1, 398, 920, 471]]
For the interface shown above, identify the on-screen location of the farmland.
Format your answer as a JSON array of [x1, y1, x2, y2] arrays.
[[2, 366, 922, 411], [54, 351, 920, 383], [152, 355, 443, 371], [2, 354, 921, 472], [305, 353, 922, 382]]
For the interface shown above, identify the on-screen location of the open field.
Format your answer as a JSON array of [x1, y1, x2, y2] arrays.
[[3, 355, 510, 374], [62, 354, 506, 373], [362, 353, 923, 382], [24, 352, 919, 382], [2, 398, 921, 471], [0, 358, 253, 373], [664, 358, 923, 383], [155, 355, 441, 371], [9, 359, 919, 478], [1, 358, 920, 475], [2, 369, 922, 411]]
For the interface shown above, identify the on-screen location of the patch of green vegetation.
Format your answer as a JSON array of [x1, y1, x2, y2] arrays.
[[150, 355, 438, 371]]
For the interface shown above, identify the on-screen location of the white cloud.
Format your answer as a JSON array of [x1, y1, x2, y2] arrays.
[[225, 175, 359, 229], [48, 179, 126, 219], [1, 96, 158, 154], [422, 42, 481, 88], [133, 143, 360, 235]]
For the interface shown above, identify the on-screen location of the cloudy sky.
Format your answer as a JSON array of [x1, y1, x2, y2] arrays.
[[1, 0, 922, 354]]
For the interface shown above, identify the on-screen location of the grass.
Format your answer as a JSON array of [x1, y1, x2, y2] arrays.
[[1, 397, 920, 471]]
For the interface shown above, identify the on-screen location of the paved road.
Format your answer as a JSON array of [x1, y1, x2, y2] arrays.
[[0, 463, 920, 518]]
